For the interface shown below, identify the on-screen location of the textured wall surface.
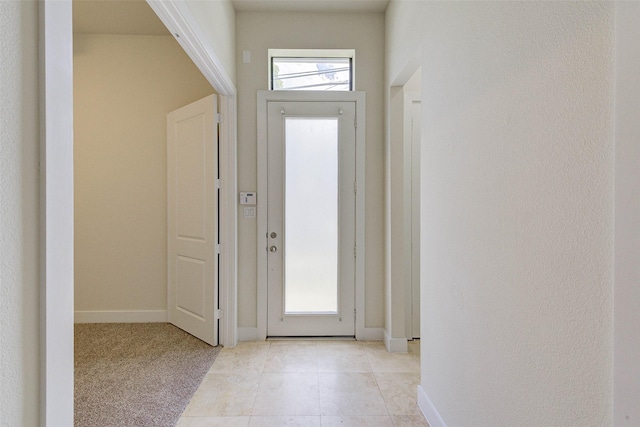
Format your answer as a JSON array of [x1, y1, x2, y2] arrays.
[[235, 12, 386, 329], [186, 0, 236, 85], [0, 1, 41, 425], [74, 34, 213, 313], [614, 2, 640, 425], [387, 2, 614, 425]]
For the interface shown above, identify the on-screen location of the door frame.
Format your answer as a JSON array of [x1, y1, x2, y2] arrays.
[[257, 90, 366, 340], [40, 1, 237, 424], [404, 91, 421, 340]]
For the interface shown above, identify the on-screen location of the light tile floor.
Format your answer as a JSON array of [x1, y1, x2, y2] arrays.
[[177, 340, 429, 427]]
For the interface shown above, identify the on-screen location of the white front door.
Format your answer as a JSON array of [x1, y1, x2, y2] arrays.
[[266, 100, 357, 337], [167, 94, 219, 346]]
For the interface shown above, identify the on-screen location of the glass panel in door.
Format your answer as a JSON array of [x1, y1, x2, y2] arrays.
[[284, 118, 338, 313]]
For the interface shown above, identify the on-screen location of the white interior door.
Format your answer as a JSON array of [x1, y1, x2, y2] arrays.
[[267, 101, 356, 337], [167, 94, 218, 346]]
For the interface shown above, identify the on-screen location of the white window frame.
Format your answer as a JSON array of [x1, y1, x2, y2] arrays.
[[268, 49, 356, 91]]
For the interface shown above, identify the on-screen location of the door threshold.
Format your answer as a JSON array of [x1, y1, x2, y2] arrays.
[[267, 336, 356, 341]]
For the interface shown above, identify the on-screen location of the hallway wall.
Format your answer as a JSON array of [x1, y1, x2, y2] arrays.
[[0, 1, 40, 424], [387, 2, 614, 425], [235, 11, 386, 333]]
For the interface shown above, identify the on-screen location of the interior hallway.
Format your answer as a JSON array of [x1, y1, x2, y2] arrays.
[[177, 340, 428, 427]]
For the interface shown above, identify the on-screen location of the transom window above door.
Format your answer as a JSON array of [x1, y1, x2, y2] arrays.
[[269, 49, 355, 91]]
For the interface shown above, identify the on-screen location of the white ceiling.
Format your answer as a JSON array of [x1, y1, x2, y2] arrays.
[[73, 0, 390, 35]]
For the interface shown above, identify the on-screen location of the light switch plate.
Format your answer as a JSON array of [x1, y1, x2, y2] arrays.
[[243, 207, 256, 218], [239, 192, 256, 205]]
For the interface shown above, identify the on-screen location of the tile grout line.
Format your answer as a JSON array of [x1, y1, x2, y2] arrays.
[[316, 342, 323, 419], [371, 365, 393, 420], [248, 341, 271, 420]]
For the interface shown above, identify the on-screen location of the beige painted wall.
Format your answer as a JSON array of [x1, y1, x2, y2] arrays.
[[387, 2, 614, 425], [235, 11, 386, 330], [0, 1, 40, 424], [74, 34, 214, 315]]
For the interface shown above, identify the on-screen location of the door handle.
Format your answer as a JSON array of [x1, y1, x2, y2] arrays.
[[269, 246, 278, 253]]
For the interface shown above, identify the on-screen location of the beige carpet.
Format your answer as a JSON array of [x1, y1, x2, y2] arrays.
[[74, 323, 220, 427]]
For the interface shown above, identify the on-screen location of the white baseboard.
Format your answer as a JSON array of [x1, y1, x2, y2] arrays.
[[74, 310, 167, 323], [383, 328, 408, 353], [239, 326, 382, 342], [358, 327, 384, 341], [418, 385, 447, 427], [238, 327, 260, 341]]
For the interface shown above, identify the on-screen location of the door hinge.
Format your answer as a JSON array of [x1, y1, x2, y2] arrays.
[[216, 244, 223, 254], [354, 245, 357, 258], [354, 181, 357, 194], [215, 308, 224, 320], [215, 178, 222, 189], [216, 113, 223, 124]]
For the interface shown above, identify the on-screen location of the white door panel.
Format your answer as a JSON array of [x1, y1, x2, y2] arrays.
[[167, 94, 218, 346], [176, 257, 206, 318]]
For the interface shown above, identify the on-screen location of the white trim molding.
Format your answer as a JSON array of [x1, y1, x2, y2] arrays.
[[418, 385, 447, 427], [384, 329, 408, 353], [74, 310, 168, 324], [40, 1, 75, 425], [238, 327, 261, 342], [360, 327, 384, 341], [218, 94, 239, 348]]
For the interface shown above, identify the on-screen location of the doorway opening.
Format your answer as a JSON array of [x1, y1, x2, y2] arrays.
[[42, 1, 238, 424], [403, 67, 422, 341], [73, 2, 215, 328], [387, 63, 422, 352]]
